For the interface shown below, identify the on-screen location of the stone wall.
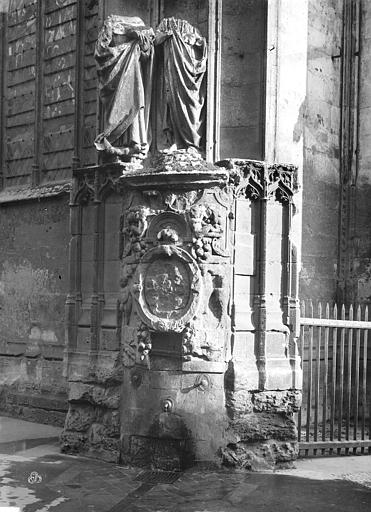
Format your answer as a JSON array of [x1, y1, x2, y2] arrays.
[[0, 0, 100, 425], [351, 2, 371, 303], [300, 0, 343, 302], [0, 192, 70, 426], [222, 389, 301, 471], [219, 0, 266, 160], [61, 351, 122, 462], [299, 0, 371, 306]]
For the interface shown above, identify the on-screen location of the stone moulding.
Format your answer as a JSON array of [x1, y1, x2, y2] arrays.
[[70, 164, 229, 205], [70, 158, 299, 208], [0, 181, 71, 204]]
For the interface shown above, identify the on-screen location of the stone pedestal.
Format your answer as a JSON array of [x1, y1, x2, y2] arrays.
[[61, 154, 301, 469]]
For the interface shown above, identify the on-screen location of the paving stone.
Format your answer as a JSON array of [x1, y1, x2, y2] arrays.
[[0, 417, 371, 512]]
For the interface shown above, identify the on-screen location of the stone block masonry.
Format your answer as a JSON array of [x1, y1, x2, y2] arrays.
[[61, 154, 301, 469], [0, 192, 70, 426]]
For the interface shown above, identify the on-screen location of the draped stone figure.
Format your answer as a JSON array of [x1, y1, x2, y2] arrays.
[[154, 18, 208, 151], [95, 16, 207, 161], [94, 16, 154, 160]]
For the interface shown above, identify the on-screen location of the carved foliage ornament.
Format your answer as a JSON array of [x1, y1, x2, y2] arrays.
[[217, 159, 298, 203], [72, 164, 127, 205], [189, 204, 227, 261], [118, 191, 228, 364], [121, 206, 151, 259]]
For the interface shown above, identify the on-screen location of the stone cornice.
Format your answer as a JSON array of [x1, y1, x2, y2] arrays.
[[72, 161, 228, 204], [72, 157, 298, 205], [0, 181, 71, 205]]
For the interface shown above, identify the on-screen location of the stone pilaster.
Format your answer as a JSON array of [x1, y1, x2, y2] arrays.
[[219, 159, 301, 470]]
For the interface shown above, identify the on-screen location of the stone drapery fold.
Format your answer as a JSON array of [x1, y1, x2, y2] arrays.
[[94, 15, 154, 157], [154, 18, 207, 151]]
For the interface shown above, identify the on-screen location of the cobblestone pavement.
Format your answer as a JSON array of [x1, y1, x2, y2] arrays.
[[0, 417, 370, 512]]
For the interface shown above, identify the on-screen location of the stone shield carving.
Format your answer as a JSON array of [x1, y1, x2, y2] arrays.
[[131, 245, 202, 332]]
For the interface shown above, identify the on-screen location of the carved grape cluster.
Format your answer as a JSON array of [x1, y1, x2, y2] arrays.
[[137, 323, 152, 360], [132, 239, 147, 258], [182, 324, 194, 360], [190, 205, 223, 261], [192, 237, 212, 261], [122, 208, 150, 259]]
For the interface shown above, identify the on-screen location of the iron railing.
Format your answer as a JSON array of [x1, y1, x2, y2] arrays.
[[299, 302, 371, 456]]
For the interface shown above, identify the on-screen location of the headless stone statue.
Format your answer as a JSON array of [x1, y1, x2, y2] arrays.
[[95, 16, 207, 162], [94, 16, 154, 161], [154, 18, 207, 151]]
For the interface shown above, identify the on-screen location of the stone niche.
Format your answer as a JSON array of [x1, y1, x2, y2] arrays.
[[61, 153, 301, 470]]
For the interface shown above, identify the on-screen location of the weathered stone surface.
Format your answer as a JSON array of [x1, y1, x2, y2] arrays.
[[220, 0, 266, 160], [63, 408, 120, 462], [4, 391, 67, 411], [0, 194, 69, 427], [60, 431, 88, 453], [90, 357, 123, 385], [222, 440, 298, 470], [64, 405, 96, 432], [125, 435, 194, 471], [100, 409, 120, 437], [0, 387, 67, 427], [225, 389, 254, 419], [227, 412, 297, 443], [68, 353, 123, 385], [150, 412, 190, 440], [69, 382, 120, 409], [89, 423, 109, 446], [252, 390, 301, 414], [1, 405, 66, 428]]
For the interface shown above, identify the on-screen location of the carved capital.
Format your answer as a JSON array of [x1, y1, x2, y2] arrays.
[[267, 164, 298, 203], [216, 159, 299, 203]]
